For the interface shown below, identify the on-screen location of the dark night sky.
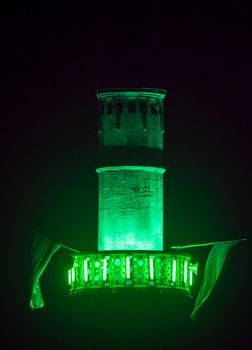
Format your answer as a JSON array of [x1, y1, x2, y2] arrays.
[[1, 2, 251, 349]]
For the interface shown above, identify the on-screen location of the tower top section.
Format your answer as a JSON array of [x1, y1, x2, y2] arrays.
[[96, 88, 166, 100], [96, 88, 167, 151]]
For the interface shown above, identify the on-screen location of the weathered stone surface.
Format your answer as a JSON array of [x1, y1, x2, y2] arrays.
[[97, 166, 165, 251]]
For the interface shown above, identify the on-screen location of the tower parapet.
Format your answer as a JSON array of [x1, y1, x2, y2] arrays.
[[97, 88, 166, 150]]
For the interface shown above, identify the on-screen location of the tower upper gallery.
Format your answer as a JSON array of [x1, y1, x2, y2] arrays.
[[96, 88, 166, 150]]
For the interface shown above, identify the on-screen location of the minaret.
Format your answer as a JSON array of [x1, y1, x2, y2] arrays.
[[96, 88, 166, 251], [68, 88, 196, 297]]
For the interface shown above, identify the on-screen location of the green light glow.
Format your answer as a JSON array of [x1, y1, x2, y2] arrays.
[[126, 256, 131, 279], [68, 269, 71, 285], [96, 166, 165, 174], [149, 257, 154, 280], [103, 259, 107, 281], [184, 260, 188, 283], [65, 89, 200, 298], [97, 166, 165, 251], [189, 270, 193, 286], [71, 267, 75, 283], [84, 259, 88, 282], [172, 259, 176, 283], [96, 88, 166, 100], [69, 252, 193, 295]]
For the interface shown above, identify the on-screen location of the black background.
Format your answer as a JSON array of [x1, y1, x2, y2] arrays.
[[2, 1, 251, 349]]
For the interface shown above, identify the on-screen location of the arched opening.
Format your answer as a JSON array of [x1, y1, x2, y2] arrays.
[[151, 104, 157, 115], [128, 100, 136, 113], [106, 101, 113, 114]]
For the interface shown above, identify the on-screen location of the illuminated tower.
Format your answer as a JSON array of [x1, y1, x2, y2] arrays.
[[68, 88, 197, 296], [96, 88, 166, 251]]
